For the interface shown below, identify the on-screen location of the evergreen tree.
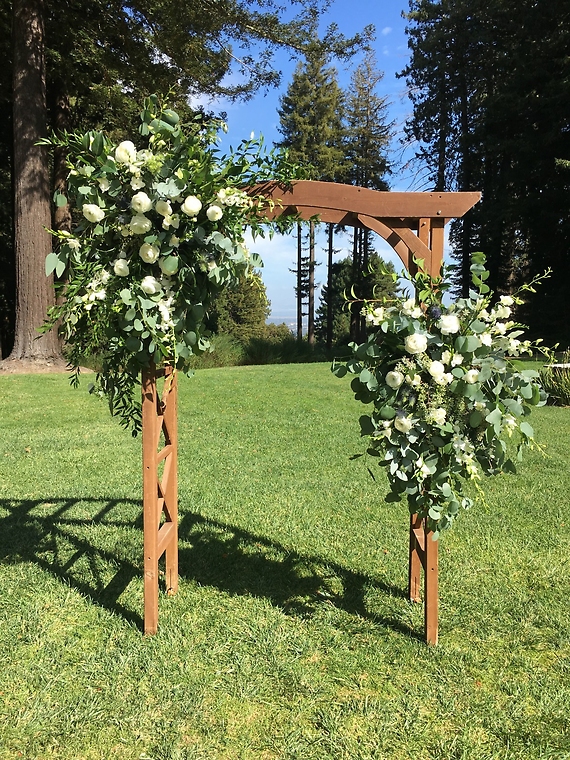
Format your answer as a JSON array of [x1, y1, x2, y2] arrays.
[[315, 253, 398, 345], [207, 272, 270, 344], [402, 0, 570, 344], [344, 49, 392, 341], [276, 33, 353, 344]]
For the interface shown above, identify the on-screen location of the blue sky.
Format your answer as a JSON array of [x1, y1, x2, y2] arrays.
[[199, 0, 421, 325]]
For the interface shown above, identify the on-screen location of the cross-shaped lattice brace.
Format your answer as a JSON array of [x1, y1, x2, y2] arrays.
[[141, 364, 178, 634]]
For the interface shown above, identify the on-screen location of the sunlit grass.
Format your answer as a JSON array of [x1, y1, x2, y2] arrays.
[[0, 365, 569, 759]]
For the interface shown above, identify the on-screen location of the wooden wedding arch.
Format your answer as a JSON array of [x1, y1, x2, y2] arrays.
[[142, 180, 480, 644]]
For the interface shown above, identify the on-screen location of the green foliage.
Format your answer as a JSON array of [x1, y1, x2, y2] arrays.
[[316, 253, 398, 345], [401, 0, 570, 344], [334, 254, 548, 536], [207, 271, 270, 344], [539, 353, 570, 406], [40, 96, 304, 433]]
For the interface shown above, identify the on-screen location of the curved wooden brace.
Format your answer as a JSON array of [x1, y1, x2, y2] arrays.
[[356, 214, 415, 272]]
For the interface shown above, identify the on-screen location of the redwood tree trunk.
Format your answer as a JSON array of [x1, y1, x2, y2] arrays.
[[8, 0, 60, 361]]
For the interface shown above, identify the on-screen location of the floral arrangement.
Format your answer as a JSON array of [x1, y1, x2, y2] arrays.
[[333, 253, 548, 537], [41, 95, 300, 433]]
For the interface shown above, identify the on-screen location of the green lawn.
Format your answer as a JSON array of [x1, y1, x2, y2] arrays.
[[0, 364, 569, 760]]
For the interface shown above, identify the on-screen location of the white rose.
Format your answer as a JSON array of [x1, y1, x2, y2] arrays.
[[401, 298, 416, 316], [394, 415, 414, 434], [441, 350, 451, 365], [206, 204, 223, 222], [464, 369, 480, 384], [169, 235, 180, 247], [131, 192, 152, 214], [428, 360, 445, 379], [68, 238, 81, 251], [451, 353, 464, 366], [385, 370, 404, 389], [130, 214, 152, 234], [155, 199, 173, 217], [82, 204, 105, 223], [405, 333, 428, 354], [115, 141, 137, 165], [139, 243, 160, 264], [430, 407, 447, 425], [140, 276, 161, 295], [181, 195, 202, 216], [113, 259, 130, 277], [131, 176, 145, 191], [438, 314, 461, 335]]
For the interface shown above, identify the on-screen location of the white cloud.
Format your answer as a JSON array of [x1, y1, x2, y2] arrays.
[[382, 26, 392, 36]]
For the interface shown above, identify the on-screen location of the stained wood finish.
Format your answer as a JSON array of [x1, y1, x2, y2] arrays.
[[139, 181, 480, 641], [142, 364, 178, 635], [252, 180, 480, 221]]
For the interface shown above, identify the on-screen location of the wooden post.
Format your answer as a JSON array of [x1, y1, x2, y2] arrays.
[[408, 514, 438, 645], [141, 363, 178, 635]]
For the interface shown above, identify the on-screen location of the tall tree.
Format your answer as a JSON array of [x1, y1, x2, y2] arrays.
[[276, 33, 354, 344], [10, 0, 60, 361], [344, 49, 392, 341], [4, 0, 365, 362], [402, 0, 570, 344]]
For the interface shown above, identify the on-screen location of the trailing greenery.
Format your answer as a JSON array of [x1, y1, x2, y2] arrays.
[[334, 254, 548, 535], [0, 366, 569, 759], [40, 96, 302, 433]]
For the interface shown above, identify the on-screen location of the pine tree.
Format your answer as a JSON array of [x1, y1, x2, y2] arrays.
[[277, 36, 349, 345], [344, 49, 392, 341], [402, 0, 570, 344]]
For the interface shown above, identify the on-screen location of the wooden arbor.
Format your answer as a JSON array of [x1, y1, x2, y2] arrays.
[[254, 181, 481, 644], [141, 180, 480, 643]]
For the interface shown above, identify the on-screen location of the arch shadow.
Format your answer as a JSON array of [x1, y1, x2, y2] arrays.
[[0, 497, 421, 640]]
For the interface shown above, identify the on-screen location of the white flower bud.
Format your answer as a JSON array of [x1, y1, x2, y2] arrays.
[[113, 259, 130, 277], [139, 243, 160, 264], [115, 141, 137, 165], [140, 276, 161, 295]]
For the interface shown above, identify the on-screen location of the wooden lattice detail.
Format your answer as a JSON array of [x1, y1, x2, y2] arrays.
[[408, 514, 439, 645], [141, 364, 178, 635]]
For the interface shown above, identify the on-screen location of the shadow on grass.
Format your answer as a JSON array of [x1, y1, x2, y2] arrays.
[[0, 497, 420, 640]]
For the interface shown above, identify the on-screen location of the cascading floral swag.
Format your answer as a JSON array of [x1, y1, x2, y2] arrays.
[[333, 253, 548, 537], [41, 96, 301, 434]]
